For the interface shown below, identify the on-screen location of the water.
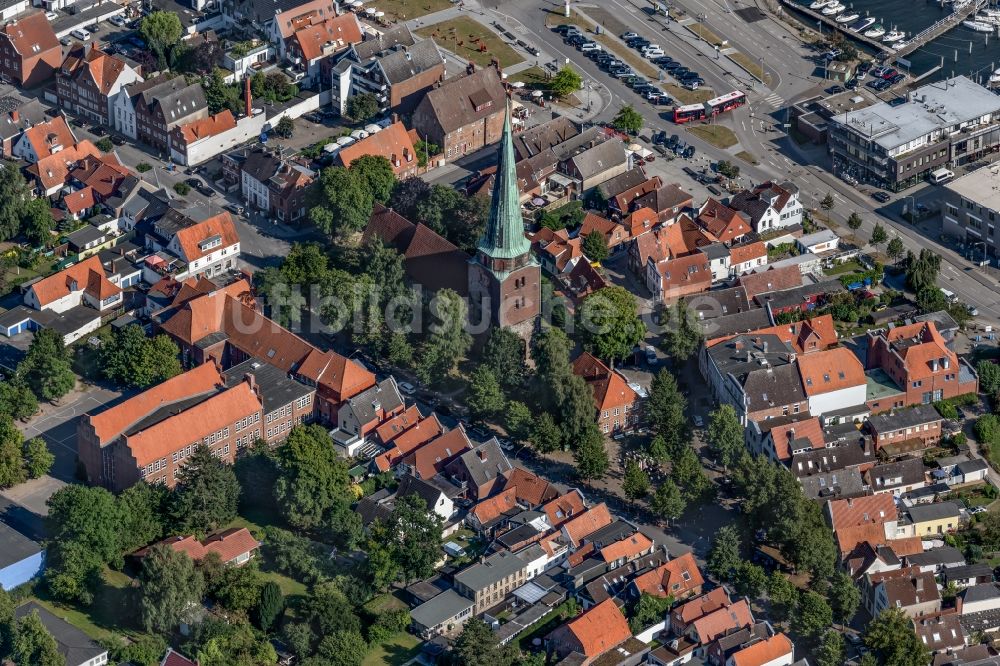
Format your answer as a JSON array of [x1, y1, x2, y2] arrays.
[[796, 0, 1000, 81]]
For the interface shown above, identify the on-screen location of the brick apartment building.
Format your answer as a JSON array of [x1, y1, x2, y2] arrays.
[[77, 362, 263, 491], [0, 12, 61, 88], [56, 44, 142, 126], [411, 66, 507, 159], [131, 75, 208, 152], [572, 352, 640, 435], [222, 359, 316, 446], [866, 321, 978, 410]]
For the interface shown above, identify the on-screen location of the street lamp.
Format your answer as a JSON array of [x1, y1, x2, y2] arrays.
[[972, 240, 988, 266]]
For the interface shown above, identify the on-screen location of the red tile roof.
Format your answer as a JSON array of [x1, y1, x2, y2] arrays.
[[60, 44, 129, 96], [631, 551, 704, 599], [338, 122, 417, 176], [292, 13, 363, 60], [173, 211, 239, 263], [625, 207, 658, 237], [613, 177, 662, 213], [504, 467, 557, 506], [555, 598, 632, 658], [691, 598, 753, 642], [829, 494, 897, 531], [404, 427, 471, 479], [737, 265, 803, 300], [141, 527, 259, 563], [470, 486, 519, 525], [23, 114, 75, 161], [882, 321, 956, 382], [64, 186, 96, 215], [731, 633, 793, 666], [697, 199, 750, 243], [373, 413, 443, 472], [572, 351, 639, 416], [561, 503, 613, 547], [579, 213, 629, 250], [178, 110, 237, 144], [374, 404, 422, 445], [542, 490, 586, 527], [125, 381, 261, 467], [599, 532, 653, 562], [728, 241, 766, 267], [161, 648, 198, 666], [3, 12, 59, 59], [672, 587, 730, 625], [274, 0, 338, 38], [797, 347, 866, 396], [30, 254, 117, 308], [88, 362, 224, 444], [28, 140, 103, 192], [705, 315, 838, 354], [769, 416, 825, 461]]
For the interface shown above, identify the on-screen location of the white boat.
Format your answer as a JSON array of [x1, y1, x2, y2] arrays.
[[850, 16, 876, 31], [977, 12, 1000, 23], [892, 40, 909, 50], [810, 0, 833, 8], [822, 2, 845, 14], [963, 19, 994, 30], [864, 23, 886, 37], [836, 11, 860, 22], [989, 67, 1000, 85], [981, 7, 1000, 16], [882, 29, 906, 41]]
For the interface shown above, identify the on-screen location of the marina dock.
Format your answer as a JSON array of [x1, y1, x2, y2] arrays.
[[781, 0, 987, 60]]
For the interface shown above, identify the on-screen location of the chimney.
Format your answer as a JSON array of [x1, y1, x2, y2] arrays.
[[915, 576, 924, 593], [244, 76, 252, 118], [478, 449, 488, 461], [391, 112, 399, 124], [10, 110, 17, 123]]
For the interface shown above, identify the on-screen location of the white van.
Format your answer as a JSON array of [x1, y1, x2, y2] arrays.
[[940, 288, 958, 303], [930, 167, 954, 184], [70, 29, 90, 41]]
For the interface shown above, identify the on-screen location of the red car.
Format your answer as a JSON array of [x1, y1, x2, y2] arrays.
[[881, 68, 898, 80]]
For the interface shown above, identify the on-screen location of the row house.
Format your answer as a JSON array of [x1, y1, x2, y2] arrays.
[[628, 551, 705, 602], [697, 198, 751, 245], [153, 278, 376, 422], [145, 209, 240, 281], [77, 362, 264, 491], [232, 147, 315, 224], [168, 110, 240, 167], [642, 216, 715, 301], [546, 598, 640, 665], [453, 550, 529, 615], [13, 114, 75, 164], [331, 377, 405, 456], [330, 25, 445, 117], [866, 321, 978, 411], [728, 181, 803, 233], [266, 0, 339, 59], [606, 173, 663, 218], [0, 12, 61, 88], [0, 98, 47, 157], [372, 412, 443, 472], [337, 121, 420, 179], [221, 359, 316, 448], [56, 44, 142, 127], [796, 346, 867, 418], [412, 66, 508, 160], [444, 438, 512, 501], [118, 75, 208, 151], [557, 136, 629, 194], [513, 115, 581, 161], [827, 494, 901, 556], [286, 13, 362, 86], [866, 405, 945, 454], [571, 352, 641, 435], [865, 566, 942, 618], [24, 139, 104, 197], [704, 314, 839, 355]]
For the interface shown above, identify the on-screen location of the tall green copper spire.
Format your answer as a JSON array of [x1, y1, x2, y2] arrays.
[[477, 104, 532, 261]]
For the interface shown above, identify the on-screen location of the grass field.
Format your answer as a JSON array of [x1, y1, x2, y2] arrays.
[[510, 65, 550, 90], [31, 567, 139, 643], [662, 84, 714, 105], [735, 150, 759, 165], [728, 51, 770, 84], [370, 0, 452, 21], [687, 23, 724, 46], [687, 124, 738, 149], [417, 16, 522, 69], [363, 632, 422, 666]]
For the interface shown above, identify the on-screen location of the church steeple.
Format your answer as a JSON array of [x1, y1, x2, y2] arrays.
[[477, 104, 532, 264]]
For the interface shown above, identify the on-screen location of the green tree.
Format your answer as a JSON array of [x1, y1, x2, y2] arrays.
[[792, 590, 833, 641], [203, 68, 243, 115], [0, 586, 13, 658], [21, 437, 52, 479], [579, 286, 646, 363], [504, 401, 532, 443], [100, 325, 182, 388], [468, 366, 504, 422], [274, 115, 294, 138], [345, 92, 380, 123], [622, 462, 650, 502], [976, 414, 1000, 447], [582, 230, 609, 263], [367, 494, 443, 586], [46, 484, 122, 568], [0, 415, 25, 488], [140, 11, 183, 68], [629, 593, 672, 633], [828, 571, 861, 624], [311, 167, 373, 238], [864, 607, 929, 666], [886, 237, 905, 264], [530, 412, 562, 453], [815, 630, 845, 666], [549, 65, 583, 98], [12, 610, 62, 666], [847, 212, 863, 231], [22, 328, 74, 402], [707, 404, 743, 471], [256, 581, 284, 633], [350, 154, 396, 204], [672, 446, 710, 503], [0, 380, 38, 421], [905, 248, 942, 294], [716, 160, 740, 179], [274, 425, 358, 547], [213, 562, 263, 613], [870, 223, 888, 249], [646, 369, 687, 454], [707, 525, 741, 580], [767, 571, 798, 624], [194, 617, 278, 666], [574, 427, 610, 480], [452, 618, 517, 666], [661, 298, 703, 361], [414, 289, 472, 385], [171, 443, 240, 535], [140, 545, 205, 633], [117, 482, 169, 555], [0, 144, 42, 240], [317, 630, 369, 666], [21, 197, 54, 246], [978, 360, 1000, 396], [821, 193, 834, 210], [611, 104, 643, 134], [731, 561, 767, 598], [482, 327, 526, 394], [650, 478, 685, 525]]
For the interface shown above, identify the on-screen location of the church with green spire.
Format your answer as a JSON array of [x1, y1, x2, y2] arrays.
[[467, 105, 540, 335]]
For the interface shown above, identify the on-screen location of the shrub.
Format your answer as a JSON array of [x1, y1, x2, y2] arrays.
[[136, 162, 152, 173], [173, 182, 191, 195]]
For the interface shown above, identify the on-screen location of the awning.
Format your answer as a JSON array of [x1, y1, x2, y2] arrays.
[[548, 173, 576, 188]]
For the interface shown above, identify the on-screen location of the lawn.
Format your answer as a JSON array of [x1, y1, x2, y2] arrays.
[[261, 570, 307, 600], [728, 51, 769, 84], [687, 124, 738, 149], [369, 0, 452, 21], [824, 259, 863, 276], [363, 632, 422, 666], [30, 567, 139, 643], [510, 65, 549, 90], [663, 84, 715, 105], [735, 150, 759, 165], [416, 16, 523, 69], [687, 23, 724, 46]]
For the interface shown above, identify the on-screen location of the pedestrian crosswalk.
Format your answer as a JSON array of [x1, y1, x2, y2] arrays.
[[762, 92, 785, 108]]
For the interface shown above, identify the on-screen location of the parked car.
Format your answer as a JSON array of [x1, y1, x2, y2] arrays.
[[108, 15, 127, 26], [970, 506, 988, 515], [645, 346, 657, 365], [398, 381, 416, 395], [889, 73, 905, 85], [872, 191, 891, 203], [622, 31, 639, 39], [60, 36, 72, 45], [825, 85, 845, 94], [880, 68, 898, 80], [45, 11, 58, 20], [70, 28, 90, 41]]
